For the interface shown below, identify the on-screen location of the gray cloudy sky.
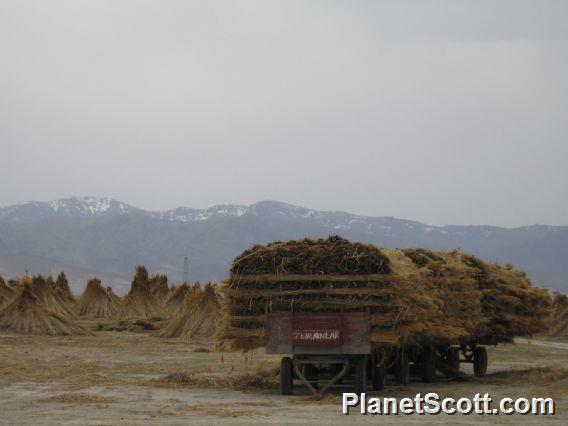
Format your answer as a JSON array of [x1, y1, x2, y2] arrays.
[[1, 0, 567, 227]]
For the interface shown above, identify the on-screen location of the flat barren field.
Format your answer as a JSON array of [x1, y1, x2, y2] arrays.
[[0, 331, 566, 425]]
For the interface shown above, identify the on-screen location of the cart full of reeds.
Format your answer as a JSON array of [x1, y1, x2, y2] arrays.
[[216, 236, 552, 396]]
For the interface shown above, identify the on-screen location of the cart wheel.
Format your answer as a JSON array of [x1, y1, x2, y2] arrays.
[[420, 346, 436, 383], [440, 347, 460, 378], [395, 350, 410, 386], [473, 346, 488, 377], [372, 362, 387, 390], [445, 348, 460, 370], [354, 356, 367, 394], [280, 357, 294, 395]]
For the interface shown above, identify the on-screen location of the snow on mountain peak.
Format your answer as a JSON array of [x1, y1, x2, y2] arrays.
[[49, 196, 112, 213], [48, 196, 132, 216], [0, 196, 139, 223], [0, 197, 441, 235]]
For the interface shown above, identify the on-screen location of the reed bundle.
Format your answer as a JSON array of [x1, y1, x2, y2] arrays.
[[75, 277, 118, 318]]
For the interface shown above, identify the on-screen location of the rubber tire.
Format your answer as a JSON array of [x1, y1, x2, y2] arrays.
[[372, 363, 387, 390], [440, 348, 460, 378], [395, 350, 410, 386], [280, 357, 294, 395], [445, 348, 460, 371], [354, 356, 367, 394], [473, 346, 488, 377], [420, 346, 436, 383]]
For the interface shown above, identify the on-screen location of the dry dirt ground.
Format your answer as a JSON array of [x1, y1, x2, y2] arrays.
[[0, 331, 566, 425]]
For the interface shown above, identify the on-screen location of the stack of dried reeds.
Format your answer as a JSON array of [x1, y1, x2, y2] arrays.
[[217, 236, 552, 351], [0, 280, 90, 335], [149, 274, 170, 303], [75, 278, 118, 318], [218, 236, 432, 350], [106, 286, 121, 303], [46, 275, 56, 289], [165, 283, 191, 316], [401, 248, 486, 340], [159, 282, 220, 339], [113, 266, 168, 321], [54, 272, 76, 305], [460, 254, 551, 340], [31, 275, 77, 318], [0, 276, 13, 305]]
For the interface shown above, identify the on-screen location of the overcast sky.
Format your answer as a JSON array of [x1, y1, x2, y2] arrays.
[[1, 1, 567, 227]]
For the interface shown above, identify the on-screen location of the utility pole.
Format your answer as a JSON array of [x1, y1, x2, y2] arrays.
[[183, 256, 189, 283]]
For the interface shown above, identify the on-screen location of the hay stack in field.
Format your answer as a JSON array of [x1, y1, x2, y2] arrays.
[[0, 276, 14, 305], [8, 279, 20, 289], [54, 272, 75, 304], [159, 283, 220, 339], [106, 286, 121, 303], [46, 275, 56, 289], [149, 274, 170, 303], [31, 275, 77, 318], [6, 275, 29, 293], [0, 283, 91, 335], [113, 266, 168, 321], [165, 283, 191, 316], [75, 278, 118, 318], [217, 236, 552, 351], [460, 255, 551, 340]]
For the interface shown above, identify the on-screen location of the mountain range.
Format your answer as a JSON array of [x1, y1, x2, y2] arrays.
[[0, 196, 566, 294]]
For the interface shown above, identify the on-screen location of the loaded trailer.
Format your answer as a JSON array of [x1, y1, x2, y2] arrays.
[[266, 311, 490, 396]]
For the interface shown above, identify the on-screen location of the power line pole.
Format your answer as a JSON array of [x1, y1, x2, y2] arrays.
[[183, 256, 189, 283]]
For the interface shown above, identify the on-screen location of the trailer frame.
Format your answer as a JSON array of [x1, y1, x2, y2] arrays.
[[267, 311, 491, 396]]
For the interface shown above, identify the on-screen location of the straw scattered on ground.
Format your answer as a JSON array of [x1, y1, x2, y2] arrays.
[[39, 393, 115, 404], [158, 365, 279, 390]]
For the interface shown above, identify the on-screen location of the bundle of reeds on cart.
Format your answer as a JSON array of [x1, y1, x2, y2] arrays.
[[217, 236, 552, 351]]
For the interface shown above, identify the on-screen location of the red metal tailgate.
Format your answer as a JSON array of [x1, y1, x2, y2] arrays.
[[266, 312, 370, 355]]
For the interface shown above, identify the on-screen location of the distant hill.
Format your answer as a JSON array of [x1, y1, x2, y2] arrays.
[[0, 196, 566, 294]]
